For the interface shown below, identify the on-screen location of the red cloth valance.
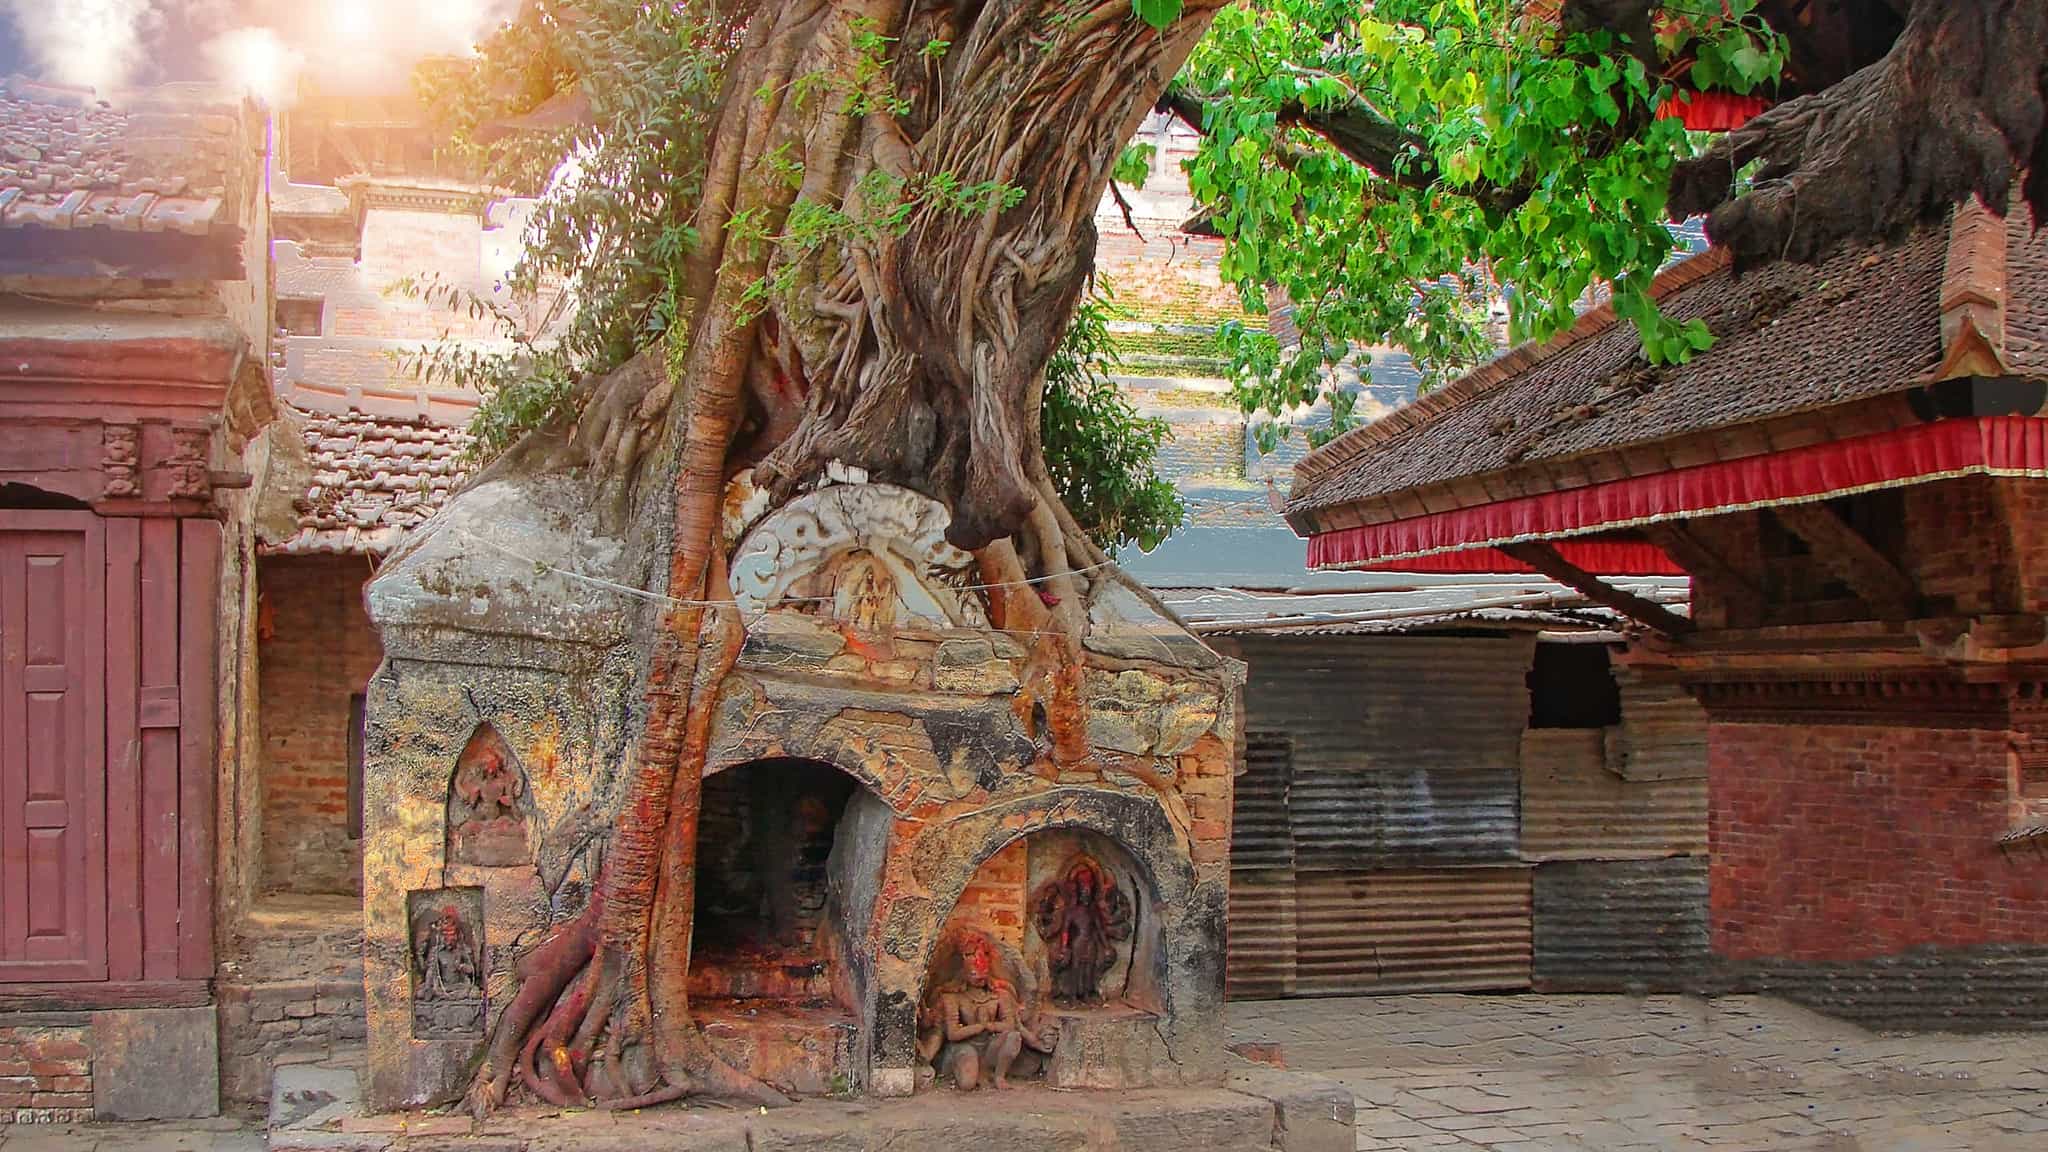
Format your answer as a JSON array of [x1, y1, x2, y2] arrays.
[[1307, 416, 2048, 575], [1656, 90, 1770, 131]]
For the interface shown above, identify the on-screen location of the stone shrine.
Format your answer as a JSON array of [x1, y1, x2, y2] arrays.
[[359, 463, 1240, 1109]]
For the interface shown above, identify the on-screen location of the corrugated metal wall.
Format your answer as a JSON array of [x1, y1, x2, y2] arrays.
[[1222, 634, 1710, 1002], [1295, 868, 1533, 994], [1605, 673, 1710, 782], [1533, 858, 1710, 992], [1520, 729, 1707, 860], [1233, 635, 1534, 866], [1226, 870, 1297, 999]]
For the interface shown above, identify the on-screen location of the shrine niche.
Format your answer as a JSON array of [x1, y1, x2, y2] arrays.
[[408, 888, 486, 1041], [915, 929, 1056, 1091], [446, 723, 531, 868], [728, 482, 989, 630], [1032, 855, 1133, 1006]]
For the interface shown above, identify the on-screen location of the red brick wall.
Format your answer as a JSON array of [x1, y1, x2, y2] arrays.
[[1710, 720, 2048, 962], [941, 840, 1029, 952], [257, 554, 385, 897], [1900, 478, 2014, 617], [0, 1023, 92, 1120]]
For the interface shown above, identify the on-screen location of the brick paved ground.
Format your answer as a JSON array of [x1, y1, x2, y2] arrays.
[[3, 993, 2045, 1149], [1229, 994, 2048, 1151]]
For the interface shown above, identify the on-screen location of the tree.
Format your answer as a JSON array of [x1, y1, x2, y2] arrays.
[[1166, 0, 2045, 440], [423, 0, 2041, 1117]]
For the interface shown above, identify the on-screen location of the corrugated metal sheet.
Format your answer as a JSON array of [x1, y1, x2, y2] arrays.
[[1606, 673, 1709, 782], [1519, 729, 1707, 860], [1226, 869, 1297, 1000], [1236, 634, 1533, 867], [1533, 858, 1708, 992], [1293, 868, 1532, 995], [1231, 730, 1294, 870]]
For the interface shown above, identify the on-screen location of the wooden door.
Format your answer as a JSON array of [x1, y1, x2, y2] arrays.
[[0, 511, 106, 982]]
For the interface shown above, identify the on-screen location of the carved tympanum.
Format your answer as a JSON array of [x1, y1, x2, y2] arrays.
[[915, 930, 1055, 1091], [1031, 856, 1132, 1005], [728, 482, 988, 629]]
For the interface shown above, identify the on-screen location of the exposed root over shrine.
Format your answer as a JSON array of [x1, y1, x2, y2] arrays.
[[463, 0, 1222, 1115]]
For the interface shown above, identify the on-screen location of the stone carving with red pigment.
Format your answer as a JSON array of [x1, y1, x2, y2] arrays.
[[916, 931, 1055, 1090], [1032, 856, 1132, 1005], [449, 731, 529, 868], [410, 893, 486, 1040]]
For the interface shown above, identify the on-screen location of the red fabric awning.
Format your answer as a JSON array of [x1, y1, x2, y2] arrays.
[[1307, 416, 2048, 575], [1656, 90, 1771, 131]]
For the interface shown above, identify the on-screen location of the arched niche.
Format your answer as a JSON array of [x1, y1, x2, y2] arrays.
[[879, 789, 1223, 1093], [727, 483, 988, 629], [689, 756, 896, 1096], [444, 723, 533, 868]]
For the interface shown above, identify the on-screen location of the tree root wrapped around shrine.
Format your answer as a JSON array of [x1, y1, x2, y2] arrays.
[[461, 0, 1223, 1118]]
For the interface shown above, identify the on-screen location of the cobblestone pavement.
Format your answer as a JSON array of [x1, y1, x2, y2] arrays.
[[1229, 994, 2048, 1151], [3, 994, 2044, 1149]]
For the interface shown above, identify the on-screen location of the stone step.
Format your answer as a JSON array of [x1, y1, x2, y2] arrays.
[[267, 1063, 384, 1151], [695, 999, 861, 1097]]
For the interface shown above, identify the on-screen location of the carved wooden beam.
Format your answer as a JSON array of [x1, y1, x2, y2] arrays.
[[1499, 541, 1695, 636], [1770, 502, 1918, 620], [1642, 522, 1766, 627]]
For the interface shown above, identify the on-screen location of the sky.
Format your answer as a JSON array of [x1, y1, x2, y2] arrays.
[[0, 1, 511, 99]]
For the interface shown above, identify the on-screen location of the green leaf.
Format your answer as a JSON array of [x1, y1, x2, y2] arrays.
[[1131, 0, 1181, 32]]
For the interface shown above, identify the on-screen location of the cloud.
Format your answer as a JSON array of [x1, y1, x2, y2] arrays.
[[2, 0, 157, 91]]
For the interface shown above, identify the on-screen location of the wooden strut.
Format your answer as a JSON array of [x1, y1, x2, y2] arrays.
[[1498, 540, 1696, 637], [1641, 521, 1765, 627], [1769, 502, 1919, 620]]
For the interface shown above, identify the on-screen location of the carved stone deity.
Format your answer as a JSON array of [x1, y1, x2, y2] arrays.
[[1031, 857, 1133, 1005], [916, 931, 1055, 1091], [415, 905, 481, 1001], [449, 738, 529, 867], [410, 896, 487, 1040]]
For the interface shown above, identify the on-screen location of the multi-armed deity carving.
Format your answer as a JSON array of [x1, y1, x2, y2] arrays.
[[448, 725, 530, 868], [916, 931, 1056, 1091], [1032, 856, 1133, 1005]]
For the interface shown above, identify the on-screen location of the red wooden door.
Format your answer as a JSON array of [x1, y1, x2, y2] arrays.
[[0, 511, 106, 981]]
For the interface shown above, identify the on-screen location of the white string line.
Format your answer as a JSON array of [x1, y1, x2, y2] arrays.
[[447, 523, 1118, 615]]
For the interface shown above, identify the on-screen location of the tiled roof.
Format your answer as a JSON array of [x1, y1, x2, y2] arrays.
[[1289, 204, 2048, 522], [264, 406, 473, 556], [0, 77, 240, 236]]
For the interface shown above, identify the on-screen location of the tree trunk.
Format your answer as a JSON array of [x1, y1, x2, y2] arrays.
[[469, 0, 1221, 1115], [1670, 0, 2046, 266]]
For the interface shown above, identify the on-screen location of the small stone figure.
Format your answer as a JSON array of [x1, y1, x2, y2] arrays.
[[1031, 857, 1133, 1005], [450, 739, 529, 867], [414, 905, 480, 1001], [917, 932, 1055, 1090]]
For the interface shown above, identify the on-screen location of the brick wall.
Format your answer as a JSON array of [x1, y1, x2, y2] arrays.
[[0, 1021, 93, 1122], [1900, 477, 2013, 617], [1709, 720, 2048, 963], [257, 554, 385, 896], [942, 840, 1029, 952]]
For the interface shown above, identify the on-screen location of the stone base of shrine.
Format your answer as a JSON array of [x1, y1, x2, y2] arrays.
[[271, 1062, 1351, 1152]]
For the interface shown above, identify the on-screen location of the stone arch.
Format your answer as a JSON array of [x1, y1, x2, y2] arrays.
[[727, 482, 988, 628], [865, 787, 1224, 1093]]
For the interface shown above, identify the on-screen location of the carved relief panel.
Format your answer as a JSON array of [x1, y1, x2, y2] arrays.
[[408, 888, 486, 1040], [447, 723, 532, 868]]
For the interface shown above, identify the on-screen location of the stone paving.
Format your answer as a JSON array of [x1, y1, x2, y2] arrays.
[[1230, 994, 2048, 1151], [3, 993, 2046, 1148]]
